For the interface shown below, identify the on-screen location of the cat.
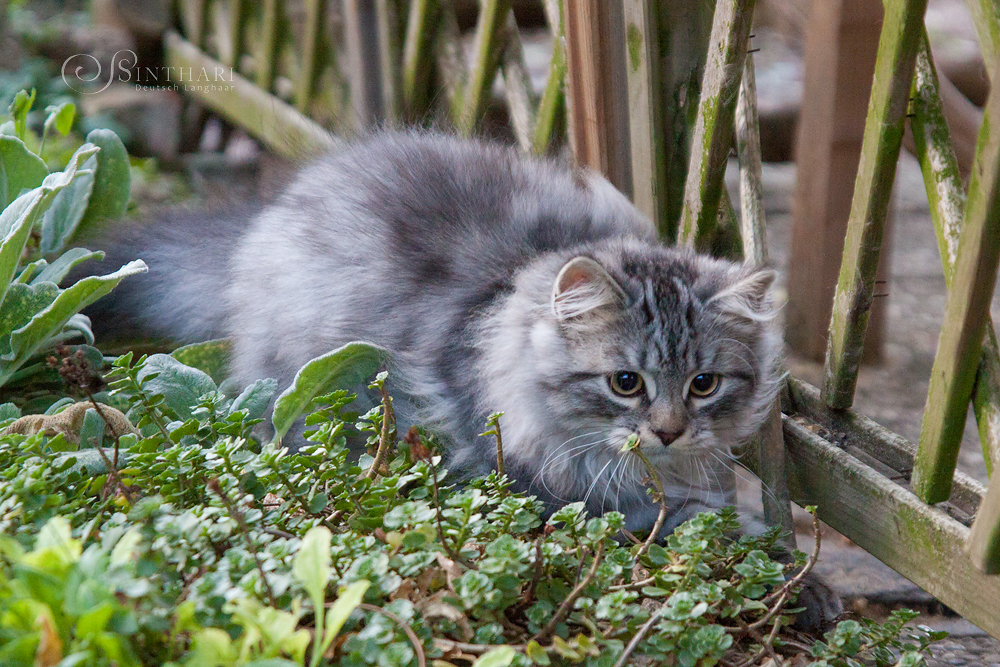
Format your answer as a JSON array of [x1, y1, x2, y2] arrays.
[[85, 130, 841, 628], [87, 130, 782, 532]]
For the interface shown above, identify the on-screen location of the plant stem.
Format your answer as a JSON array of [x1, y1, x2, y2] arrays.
[[531, 540, 604, 642]]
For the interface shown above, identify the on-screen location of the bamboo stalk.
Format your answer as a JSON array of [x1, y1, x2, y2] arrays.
[[675, 0, 756, 251], [821, 0, 929, 409], [257, 0, 280, 92], [531, 0, 565, 155], [623, 0, 668, 235], [435, 4, 468, 120], [296, 0, 326, 114], [456, 0, 512, 135], [401, 0, 439, 117], [913, 55, 1000, 504], [909, 36, 1000, 477], [345, 0, 385, 128]]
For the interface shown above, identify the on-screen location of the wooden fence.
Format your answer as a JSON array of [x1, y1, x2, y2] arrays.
[[166, 0, 1000, 638]]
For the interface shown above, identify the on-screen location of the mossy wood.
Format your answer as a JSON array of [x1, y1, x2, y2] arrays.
[[675, 0, 755, 251], [782, 380, 1000, 637], [168, 0, 565, 152], [908, 36, 1000, 478], [822, 0, 929, 409]]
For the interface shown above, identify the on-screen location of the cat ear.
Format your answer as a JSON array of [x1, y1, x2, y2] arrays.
[[707, 269, 777, 322], [552, 257, 625, 321]]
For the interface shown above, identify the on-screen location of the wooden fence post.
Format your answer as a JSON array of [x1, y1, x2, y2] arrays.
[[563, 0, 632, 196], [786, 0, 889, 364]]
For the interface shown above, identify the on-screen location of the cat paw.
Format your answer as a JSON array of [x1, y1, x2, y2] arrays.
[[788, 571, 844, 633]]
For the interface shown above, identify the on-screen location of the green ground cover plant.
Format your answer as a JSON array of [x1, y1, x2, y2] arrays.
[[0, 87, 945, 667]]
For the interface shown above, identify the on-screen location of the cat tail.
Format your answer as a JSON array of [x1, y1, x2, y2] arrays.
[[70, 206, 253, 346]]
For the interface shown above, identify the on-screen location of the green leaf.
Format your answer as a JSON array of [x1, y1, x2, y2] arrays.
[[43, 102, 75, 137], [319, 580, 369, 654], [32, 247, 103, 285], [9, 88, 34, 140], [0, 402, 20, 423], [171, 338, 232, 385], [244, 661, 303, 667], [0, 282, 60, 353], [39, 154, 96, 254], [0, 260, 146, 386], [76, 600, 114, 637], [525, 640, 551, 665], [136, 353, 217, 421], [473, 646, 517, 667], [271, 342, 387, 440], [75, 129, 130, 239], [293, 525, 333, 609], [229, 377, 278, 420], [0, 135, 48, 209]]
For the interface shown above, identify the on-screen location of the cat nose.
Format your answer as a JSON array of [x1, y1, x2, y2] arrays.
[[653, 429, 683, 446]]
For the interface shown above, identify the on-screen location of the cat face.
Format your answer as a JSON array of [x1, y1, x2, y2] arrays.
[[492, 243, 781, 521]]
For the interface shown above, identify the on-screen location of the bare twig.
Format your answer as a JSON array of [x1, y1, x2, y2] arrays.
[[520, 536, 544, 606], [366, 383, 396, 479], [208, 478, 279, 607], [531, 541, 605, 642], [358, 603, 426, 667], [627, 440, 668, 564], [613, 608, 663, 667]]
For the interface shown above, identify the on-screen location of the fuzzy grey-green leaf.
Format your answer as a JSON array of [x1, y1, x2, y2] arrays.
[[137, 353, 217, 421], [0, 136, 47, 209], [271, 342, 387, 440]]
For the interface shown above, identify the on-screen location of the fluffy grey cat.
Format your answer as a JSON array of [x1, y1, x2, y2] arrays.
[[90, 131, 782, 537]]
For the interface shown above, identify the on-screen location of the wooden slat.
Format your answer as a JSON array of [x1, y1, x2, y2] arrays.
[[732, 52, 795, 550], [226, 0, 247, 70], [786, 0, 887, 365], [256, 0, 280, 92], [913, 55, 1000, 504], [456, 0, 512, 135], [781, 415, 1000, 638], [968, 477, 1000, 573], [821, 0, 929, 408], [909, 36, 1000, 477], [345, 0, 385, 128], [531, 0, 565, 155], [563, 0, 632, 195], [375, 0, 403, 122], [675, 0, 756, 251], [401, 0, 439, 117], [296, 0, 326, 114], [965, 0, 1000, 71], [623, 0, 668, 235], [165, 31, 338, 159], [500, 10, 535, 152]]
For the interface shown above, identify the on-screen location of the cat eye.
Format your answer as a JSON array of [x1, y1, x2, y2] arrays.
[[689, 373, 720, 398], [609, 371, 644, 397]]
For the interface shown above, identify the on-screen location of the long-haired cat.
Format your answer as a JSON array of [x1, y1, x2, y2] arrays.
[[89, 131, 782, 536]]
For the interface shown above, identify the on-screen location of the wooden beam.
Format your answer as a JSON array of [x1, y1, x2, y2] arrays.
[[562, 0, 631, 195], [164, 31, 338, 159], [786, 0, 888, 365]]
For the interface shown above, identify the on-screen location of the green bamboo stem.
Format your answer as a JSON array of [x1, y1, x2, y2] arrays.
[[456, 0, 512, 135], [401, 0, 439, 117], [967, 475, 1000, 573], [912, 56, 1000, 505], [909, 36, 1000, 477], [435, 5, 468, 120], [821, 0, 929, 409], [257, 0, 280, 92], [675, 0, 756, 251], [531, 0, 565, 155], [296, 0, 325, 114]]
